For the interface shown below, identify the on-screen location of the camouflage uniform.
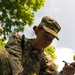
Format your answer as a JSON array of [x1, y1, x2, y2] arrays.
[[22, 37, 58, 75], [5, 35, 23, 75], [0, 34, 58, 75], [0, 35, 23, 75], [0, 50, 12, 75]]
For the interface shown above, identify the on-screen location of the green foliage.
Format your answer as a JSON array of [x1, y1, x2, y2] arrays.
[[73, 54, 75, 60], [44, 45, 57, 60], [0, 26, 3, 35], [33, 73, 37, 75], [0, 39, 6, 50], [0, 0, 45, 40]]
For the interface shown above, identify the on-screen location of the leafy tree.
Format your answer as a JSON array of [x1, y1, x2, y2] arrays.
[[0, 26, 3, 35], [73, 54, 75, 60], [44, 45, 57, 60], [0, 0, 45, 39], [44, 46, 58, 72], [0, 39, 6, 50]]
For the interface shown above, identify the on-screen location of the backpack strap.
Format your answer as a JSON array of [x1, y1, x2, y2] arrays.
[[21, 34, 25, 51], [14, 34, 25, 53]]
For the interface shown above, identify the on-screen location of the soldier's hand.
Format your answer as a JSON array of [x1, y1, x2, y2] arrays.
[[62, 61, 75, 75]]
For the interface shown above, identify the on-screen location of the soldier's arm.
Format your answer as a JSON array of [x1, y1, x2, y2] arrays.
[[39, 52, 58, 75], [5, 34, 23, 75], [5, 34, 22, 61]]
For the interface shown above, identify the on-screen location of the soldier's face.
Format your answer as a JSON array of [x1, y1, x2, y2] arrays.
[[36, 30, 55, 48]]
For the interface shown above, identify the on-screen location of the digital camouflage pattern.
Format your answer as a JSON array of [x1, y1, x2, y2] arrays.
[[22, 38, 58, 75], [5, 35, 23, 75], [0, 50, 12, 75], [0, 34, 58, 75]]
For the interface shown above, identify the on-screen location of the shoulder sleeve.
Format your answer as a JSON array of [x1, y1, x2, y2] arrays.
[[5, 34, 24, 74], [5, 34, 22, 61], [39, 52, 58, 75]]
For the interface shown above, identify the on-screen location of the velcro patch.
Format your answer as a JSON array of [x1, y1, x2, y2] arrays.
[[14, 34, 22, 39]]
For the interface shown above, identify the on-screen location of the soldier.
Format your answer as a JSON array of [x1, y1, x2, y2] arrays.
[[0, 16, 75, 75]]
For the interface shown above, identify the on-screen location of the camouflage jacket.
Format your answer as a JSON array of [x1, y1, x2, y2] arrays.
[[5, 34, 58, 75]]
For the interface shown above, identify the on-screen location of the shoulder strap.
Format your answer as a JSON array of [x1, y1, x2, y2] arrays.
[[14, 34, 25, 53], [21, 34, 25, 53]]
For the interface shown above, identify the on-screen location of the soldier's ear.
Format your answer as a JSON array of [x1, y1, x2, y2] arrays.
[[33, 26, 38, 35]]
